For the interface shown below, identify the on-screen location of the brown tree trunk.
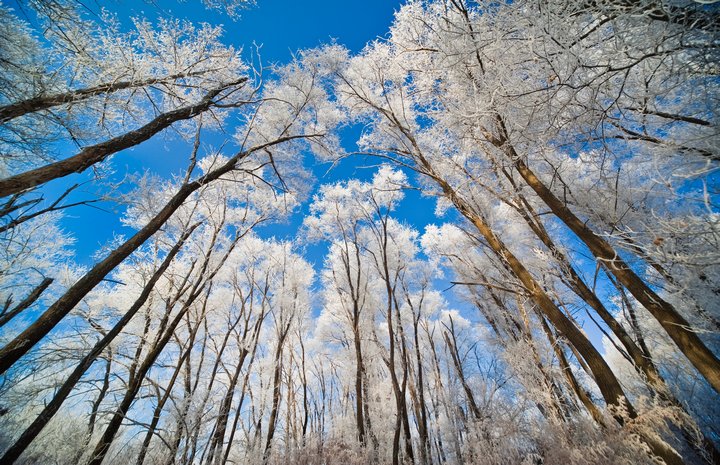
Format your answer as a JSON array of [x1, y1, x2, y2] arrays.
[[408, 295, 431, 465], [298, 336, 310, 441], [0, 225, 196, 465], [0, 78, 247, 198], [87, 351, 113, 438], [423, 320, 451, 465], [89, 259, 221, 465], [538, 315, 605, 424], [435, 172, 630, 412], [206, 347, 250, 465], [221, 316, 264, 465], [87, 297, 204, 465], [0, 70, 214, 123], [88, 216, 242, 465], [489, 115, 720, 393], [375, 218, 411, 465], [0, 134, 305, 375], [442, 321, 482, 421], [207, 302, 264, 465], [396, 302, 416, 465], [504, 179, 669, 394], [263, 319, 293, 462], [136, 328, 200, 465]]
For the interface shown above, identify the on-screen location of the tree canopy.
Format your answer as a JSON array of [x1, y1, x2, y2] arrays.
[[0, 1, 718, 464]]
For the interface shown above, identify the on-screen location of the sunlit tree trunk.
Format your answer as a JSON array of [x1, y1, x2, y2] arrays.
[[489, 115, 720, 393]]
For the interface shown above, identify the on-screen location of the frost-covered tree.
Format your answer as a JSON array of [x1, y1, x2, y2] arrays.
[[1, 0, 718, 464], [332, 0, 719, 463], [0, 35, 341, 376], [0, 6, 342, 460]]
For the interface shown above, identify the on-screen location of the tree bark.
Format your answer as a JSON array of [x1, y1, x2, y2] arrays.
[[504, 179, 669, 394], [0, 71, 214, 123], [431, 168, 631, 412], [263, 319, 293, 462], [87, 295, 205, 465], [489, 115, 720, 394], [0, 78, 247, 198], [135, 329, 199, 465]]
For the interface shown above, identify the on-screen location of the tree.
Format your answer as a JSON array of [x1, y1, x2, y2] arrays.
[[0, 5, 249, 182], [0, 37, 341, 376], [333, 0, 719, 463]]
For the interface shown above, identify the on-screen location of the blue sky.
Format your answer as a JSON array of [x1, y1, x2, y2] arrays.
[[113, 0, 400, 59]]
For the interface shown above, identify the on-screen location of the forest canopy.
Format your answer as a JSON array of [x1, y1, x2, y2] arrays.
[[0, 1, 718, 464]]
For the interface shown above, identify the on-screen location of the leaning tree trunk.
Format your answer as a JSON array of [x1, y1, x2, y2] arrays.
[[0, 78, 247, 198], [0, 225, 196, 465], [0, 70, 215, 123], [88, 303, 201, 465], [263, 319, 293, 463], [0, 134, 305, 375], [489, 115, 720, 394]]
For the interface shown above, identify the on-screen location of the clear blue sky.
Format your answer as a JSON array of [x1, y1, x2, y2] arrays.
[[113, 0, 399, 61]]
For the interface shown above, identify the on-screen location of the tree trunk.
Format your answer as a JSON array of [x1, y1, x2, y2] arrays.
[[263, 320, 292, 462], [409, 300, 431, 465], [490, 115, 720, 393], [538, 315, 605, 424], [0, 226, 195, 465], [208, 302, 263, 465], [135, 332, 197, 465], [0, 70, 215, 123], [0, 78, 247, 198], [0, 134, 304, 375], [87, 288, 208, 465], [505, 180, 669, 394], [436, 171, 631, 412]]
